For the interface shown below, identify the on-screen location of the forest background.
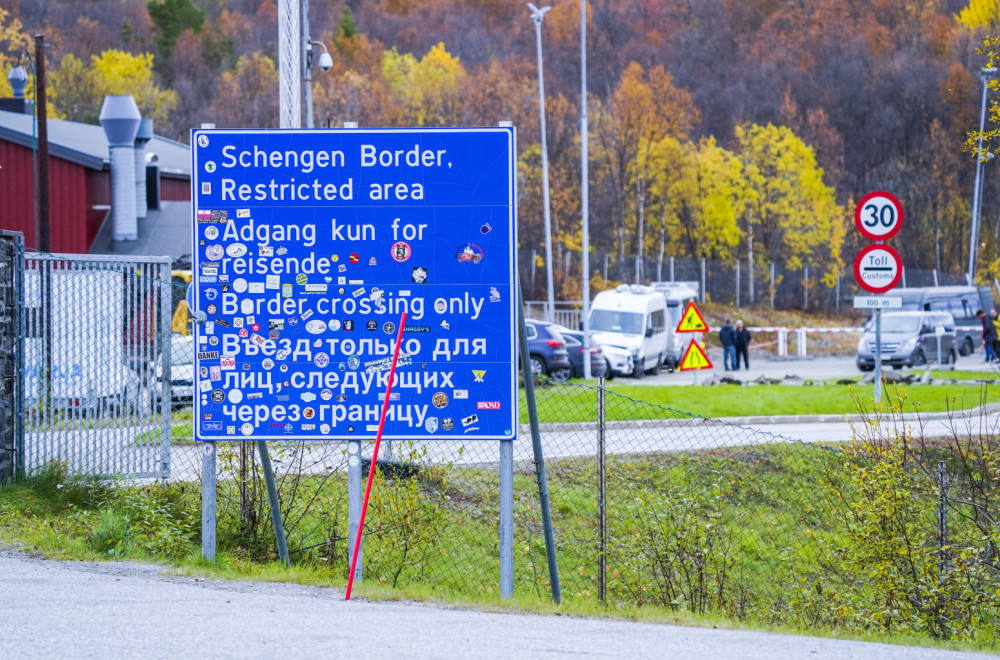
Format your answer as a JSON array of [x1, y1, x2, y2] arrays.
[[1, 0, 999, 304]]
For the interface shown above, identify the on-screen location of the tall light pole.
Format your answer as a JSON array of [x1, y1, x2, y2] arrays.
[[968, 66, 997, 285], [580, 0, 591, 378], [302, 0, 333, 128], [278, 0, 301, 128], [528, 3, 556, 324]]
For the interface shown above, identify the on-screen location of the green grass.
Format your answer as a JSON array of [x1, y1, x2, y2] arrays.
[[3, 444, 997, 653], [524, 381, 999, 422]]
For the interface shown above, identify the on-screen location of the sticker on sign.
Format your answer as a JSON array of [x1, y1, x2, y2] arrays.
[[854, 244, 903, 294]]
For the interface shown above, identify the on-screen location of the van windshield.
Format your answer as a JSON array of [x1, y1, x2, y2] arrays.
[[880, 316, 921, 333], [591, 309, 644, 335]]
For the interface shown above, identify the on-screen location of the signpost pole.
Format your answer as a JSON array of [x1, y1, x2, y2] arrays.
[[201, 441, 216, 562], [346, 314, 407, 600], [875, 308, 882, 404], [499, 438, 513, 599], [347, 440, 362, 583]]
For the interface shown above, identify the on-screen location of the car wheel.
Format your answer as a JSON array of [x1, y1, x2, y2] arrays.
[[552, 368, 571, 382], [529, 355, 546, 377], [857, 360, 874, 372], [604, 359, 615, 380], [632, 359, 644, 379], [647, 353, 662, 375], [959, 337, 974, 357], [912, 349, 927, 367]]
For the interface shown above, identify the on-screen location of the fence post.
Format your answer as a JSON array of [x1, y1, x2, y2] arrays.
[[937, 460, 948, 579], [835, 269, 840, 314], [669, 256, 674, 282], [597, 376, 607, 603], [517, 285, 561, 603], [797, 328, 807, 357], [937, 460, 948, 630], [933, 269, 939, 287], [700, 257, 706, 303], [770, 262, 776, 308], [777, 328, 787, 358], [735, 259, 741, 307], [803, 265, 809, 310]]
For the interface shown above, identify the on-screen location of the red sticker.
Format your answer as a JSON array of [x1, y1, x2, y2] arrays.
[[349, 253, 359, 264]]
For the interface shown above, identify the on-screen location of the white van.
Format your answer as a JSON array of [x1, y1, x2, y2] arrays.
[[651, 281, 701, 371], [589, 285, 668, 377]]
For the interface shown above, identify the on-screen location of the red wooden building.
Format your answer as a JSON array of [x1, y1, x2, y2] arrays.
[[0, 108, 191, 255]]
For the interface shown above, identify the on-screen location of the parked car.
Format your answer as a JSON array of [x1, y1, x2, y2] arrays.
[[553, 326, 610, 379], [524, 320, 572, 380], [600, 343, 634, 378], [856, 311, 957, 371], [154, 333, 195, 402]]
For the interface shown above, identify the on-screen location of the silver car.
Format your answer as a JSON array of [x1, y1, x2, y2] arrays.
[[856, 311, 957, 371]]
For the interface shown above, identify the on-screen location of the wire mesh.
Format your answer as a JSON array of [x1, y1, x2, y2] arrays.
[[14, 265, 1000, 637]]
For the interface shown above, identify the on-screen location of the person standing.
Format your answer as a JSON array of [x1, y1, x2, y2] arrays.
[[719, 319, 736, 371], [991, 309, 1000, 361], [977, 310, 997, 362], [734, 319, 751, 370]]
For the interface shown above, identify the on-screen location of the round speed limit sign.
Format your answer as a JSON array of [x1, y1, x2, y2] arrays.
[[855, 191, 903, 241]]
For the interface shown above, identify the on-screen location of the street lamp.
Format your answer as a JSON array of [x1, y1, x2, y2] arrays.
[[528, 3, 556, 324], [968, 65, 997, 285]]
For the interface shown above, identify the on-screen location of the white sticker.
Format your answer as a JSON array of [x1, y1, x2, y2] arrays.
[[228, 389, 243, 404], [265, 274, 280, 289], [301, 392, 317, 402], [320, 424, 331, 434], [328, 319, 341, 331], [240, 299, 254, 314], [240, 423, 254, 436], [258, 245, 274, 257], [220, 355, 236, 370], [249, 282, 265, 294], [232, 278, 248, 294], [199, 380, 213, 392], [226, 243, 248, 258], [348, 455, 360, 467], [305, 319, 327, 334], [204, 321, 214, 335]]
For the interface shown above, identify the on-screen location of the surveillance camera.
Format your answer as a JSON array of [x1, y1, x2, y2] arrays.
[[318, 52, 333, 72]]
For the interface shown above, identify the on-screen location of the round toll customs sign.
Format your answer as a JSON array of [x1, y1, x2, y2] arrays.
[[854, 191, 903, 241], [854, 244, 903, 294]]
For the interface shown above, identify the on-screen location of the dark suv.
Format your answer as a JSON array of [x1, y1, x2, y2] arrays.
[[524, 320, 572, 380]]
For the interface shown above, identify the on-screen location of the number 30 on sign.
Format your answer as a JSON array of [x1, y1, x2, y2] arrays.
[[854, 191, 903, 241]]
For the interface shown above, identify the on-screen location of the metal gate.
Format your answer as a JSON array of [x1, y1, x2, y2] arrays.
[[22, 253, 173, 479], [0, 231, 23, 483]]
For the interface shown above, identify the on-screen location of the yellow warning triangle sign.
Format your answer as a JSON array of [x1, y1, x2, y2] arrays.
[[675, 301, 710, 333], [679, 339, 713, 371]]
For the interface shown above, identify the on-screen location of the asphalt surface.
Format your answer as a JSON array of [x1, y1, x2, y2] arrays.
[[1, 550, 988, 659]]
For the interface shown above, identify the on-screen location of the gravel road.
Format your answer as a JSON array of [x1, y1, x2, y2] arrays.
[[2, 550, 987, 659]]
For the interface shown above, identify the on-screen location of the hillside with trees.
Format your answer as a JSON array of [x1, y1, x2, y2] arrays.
[[0, 0, 997, 303]]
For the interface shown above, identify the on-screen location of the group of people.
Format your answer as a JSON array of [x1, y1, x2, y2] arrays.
[[719, 319, 751, 371], [977, 309, 1000, 362]]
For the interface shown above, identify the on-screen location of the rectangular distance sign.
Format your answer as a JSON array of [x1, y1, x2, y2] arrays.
[[191, 128, 517, 441]]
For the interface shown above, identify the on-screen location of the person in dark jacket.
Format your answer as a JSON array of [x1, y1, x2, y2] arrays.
[[719, 319, 736, 371], [978, 309, 998, 362], [734, 319, 751, 370]]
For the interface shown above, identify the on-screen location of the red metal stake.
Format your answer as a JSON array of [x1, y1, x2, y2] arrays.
[[345, 311, 407, 600]]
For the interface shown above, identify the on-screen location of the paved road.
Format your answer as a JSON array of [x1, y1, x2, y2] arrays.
[[1, 550, 987, 660]]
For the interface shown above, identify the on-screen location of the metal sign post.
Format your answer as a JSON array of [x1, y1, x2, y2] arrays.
[[854, 191, 904, 408], [190, 126, 518, 581]]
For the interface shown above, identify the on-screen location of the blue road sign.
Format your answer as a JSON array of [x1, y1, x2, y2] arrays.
[[191, 128, 517, 441]]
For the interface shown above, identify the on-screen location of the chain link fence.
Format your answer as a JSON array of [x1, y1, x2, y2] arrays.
[[519, 249, 971, 313], [8, 254, 999, 640]]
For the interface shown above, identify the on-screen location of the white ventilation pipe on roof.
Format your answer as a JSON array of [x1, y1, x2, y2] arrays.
[[99, 95, 141, 241], [134, 119, 153, 219]]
